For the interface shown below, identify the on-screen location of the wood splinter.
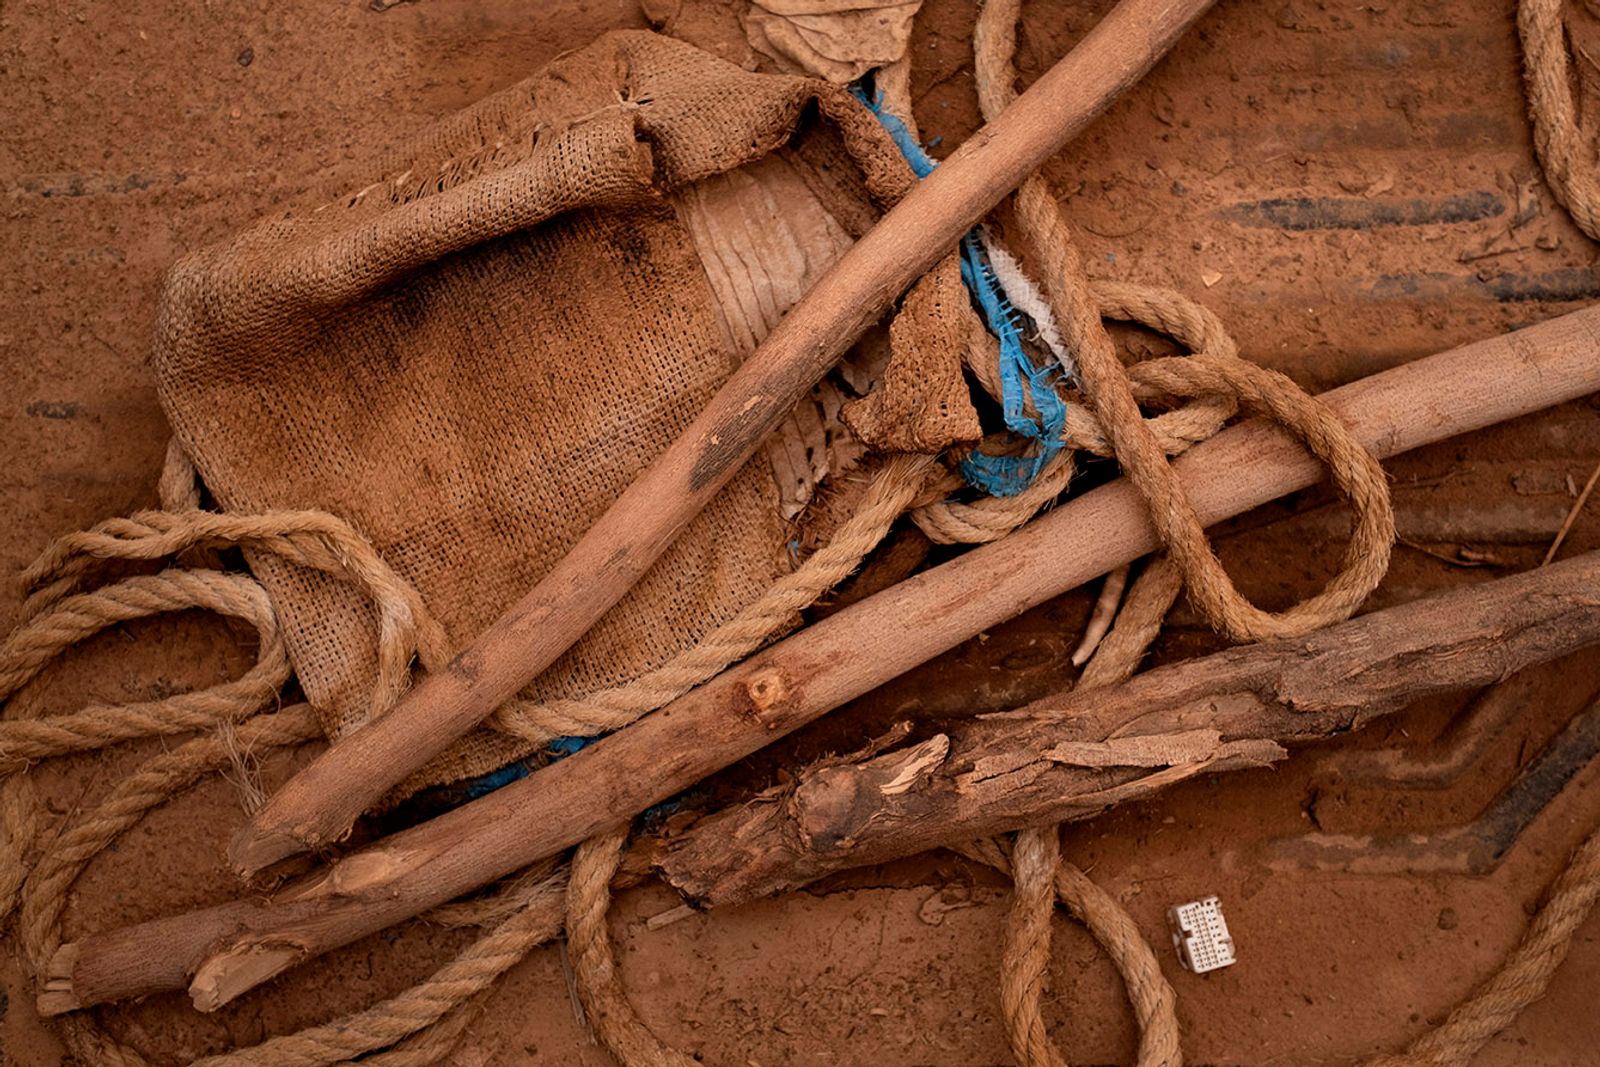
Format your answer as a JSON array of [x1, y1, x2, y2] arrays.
[[189, 943, 309, 1013], [37, 304, 1600, 1016]]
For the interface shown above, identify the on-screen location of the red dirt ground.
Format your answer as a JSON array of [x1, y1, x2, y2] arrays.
[[4, 1, 1600, 1064]]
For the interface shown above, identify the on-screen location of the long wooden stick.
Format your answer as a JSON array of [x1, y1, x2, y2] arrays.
[[41, 305, 1600, 1015], [229, 0, 1223, 877], [656, 551, 1600, 906]]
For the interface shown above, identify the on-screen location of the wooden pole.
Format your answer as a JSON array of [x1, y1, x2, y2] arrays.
[[655, 551, 1600, 907], [230, 0, 1224, 877], [41, 305, 1600, 1015]]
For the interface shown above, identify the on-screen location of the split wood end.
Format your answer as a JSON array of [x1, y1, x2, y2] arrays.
[[228, 824, 312, 881], [189, 941, 305, 1012], [35, 943, 83, 1017]]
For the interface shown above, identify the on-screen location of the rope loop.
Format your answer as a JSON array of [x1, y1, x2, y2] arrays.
[[1107, 350, 1395, 637], [1011, 175, 1396, 644], [0, 570, 291, 766], [20, 507, 451, 719]]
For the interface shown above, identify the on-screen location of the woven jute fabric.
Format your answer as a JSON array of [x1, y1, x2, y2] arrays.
[[153, 30, 907, 788]]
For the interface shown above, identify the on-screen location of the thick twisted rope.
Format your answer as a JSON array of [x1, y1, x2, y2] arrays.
[[993, 553, 1184, 1067], [1003, 827, 1076, 1067], [1363, 815, 1600, 1067], [999, 828, 1183, 1067], [0, 448, 462, 1062], [158, 437, 204, 511], [1076, 557, 1185, 690], [913, 449, 1077, 544], [1518, 0, 1600, 241], [493, 452, 939, 745], [0, 767, 43, 921], [568, 825, 700, 1067]]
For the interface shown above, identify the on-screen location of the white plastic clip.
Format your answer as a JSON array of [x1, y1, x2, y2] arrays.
[[1168, 895, 1236, 974]]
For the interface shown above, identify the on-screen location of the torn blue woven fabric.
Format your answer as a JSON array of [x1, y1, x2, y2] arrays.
[[850, 84, 1069, 497], [460, 732, 683, 824]]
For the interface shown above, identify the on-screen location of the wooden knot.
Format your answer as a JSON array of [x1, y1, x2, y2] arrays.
[[744, 668, 788, 720]]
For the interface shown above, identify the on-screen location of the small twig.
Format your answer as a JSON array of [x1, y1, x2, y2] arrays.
[[1071, 563, 1131, 665], [1542, 454, 1600, 566], [643, 903, 698, 931], [557, 937, 589, 1036], [1397, 538, 1500, 568]]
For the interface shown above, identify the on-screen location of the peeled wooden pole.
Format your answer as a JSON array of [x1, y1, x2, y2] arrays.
[[230, 0, 1223, 876], [43, 305, 1600, 1015], [656, 551, 1600, 907]]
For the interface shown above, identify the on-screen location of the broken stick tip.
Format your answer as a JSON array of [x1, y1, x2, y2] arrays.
[[227, 823, 313, 880]]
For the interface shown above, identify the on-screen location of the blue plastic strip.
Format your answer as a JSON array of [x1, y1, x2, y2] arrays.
[[850, 84, 1066, 497], [462, 761, 531, 800]]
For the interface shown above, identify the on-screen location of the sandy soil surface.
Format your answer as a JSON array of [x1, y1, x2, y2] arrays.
[[4, 0, 1600, 1064]]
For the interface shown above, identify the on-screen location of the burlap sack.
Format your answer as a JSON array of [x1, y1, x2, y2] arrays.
[[153, 31, 912, 789]]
